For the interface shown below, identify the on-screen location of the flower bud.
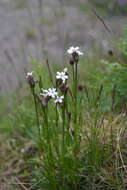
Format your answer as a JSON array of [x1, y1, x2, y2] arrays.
[[26, 72, 35, 89], [72, 52, 79, 62], [78, 85, 84, 91], [60, 84, 69, 94], [69, 57, 74, 65], [41, 96, 50, 107], [56, 78, 63, 88]]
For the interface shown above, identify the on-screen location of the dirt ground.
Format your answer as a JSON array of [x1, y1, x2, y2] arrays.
[[0, 0, 126, 95]]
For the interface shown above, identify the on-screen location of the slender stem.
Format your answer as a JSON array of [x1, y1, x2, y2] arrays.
[[72, 64, 75, 96], [55, 105, 59, 156], [32, 88, 41, 139], [46, 59, 55, 87], [56, 105, 59, 129], [44, 106, 50, 143], [62, 103, 65, 153], [74, 61, 78, 123]]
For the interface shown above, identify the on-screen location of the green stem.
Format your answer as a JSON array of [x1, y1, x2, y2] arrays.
[[32, 89, 41, 140], [44, 106, 50, 144], [55, 105, 59, 156], [72, 64, 75, 96], [62, 103, 65, 153], [74, 61, 78, 123]]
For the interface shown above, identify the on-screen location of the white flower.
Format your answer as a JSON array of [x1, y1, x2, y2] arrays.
[[47, 88, 58, 98], [40, 88, 58, 98], [26, 71, 34, 79], [67, 46, 83, 55], [56, 69, 68, 83], [54, 96, 64, 104]]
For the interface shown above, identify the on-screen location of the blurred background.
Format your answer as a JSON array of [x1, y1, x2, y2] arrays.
[[0, 0, 126, 95]]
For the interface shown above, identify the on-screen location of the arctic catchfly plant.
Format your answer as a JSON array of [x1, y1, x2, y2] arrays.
[[25, 45, 123, 190], [25, 46, 85, 190]]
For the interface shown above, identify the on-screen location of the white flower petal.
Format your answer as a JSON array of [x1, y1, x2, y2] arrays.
[[67, 46, 83, 56], [26, 71, 34, 79], [41, 88, 58, 98], [75, 47, 79, 51], [67, 49, 73, 54], [56, 70, 68, 83], [77, 50, 83, 55], [56, 75, 61, 79], [70, 46, 75, 50]]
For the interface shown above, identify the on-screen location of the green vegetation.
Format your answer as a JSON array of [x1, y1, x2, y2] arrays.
[[1, 29, 127, 190]]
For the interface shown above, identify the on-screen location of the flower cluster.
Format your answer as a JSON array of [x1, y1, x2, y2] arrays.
[[26, 46, 83, 105], [67, 46, 83, 64], [56, 68, 68, 83], [40, 88, 64, 104], [41, 88, 58, 98], [26, 71, 34, 78], [56, 68, 69, 93], [67, 46, 83, 56]]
